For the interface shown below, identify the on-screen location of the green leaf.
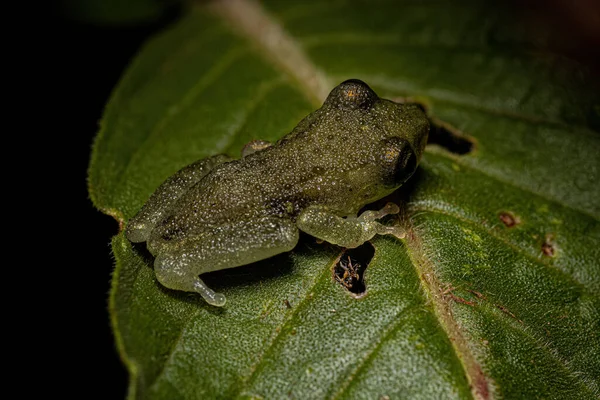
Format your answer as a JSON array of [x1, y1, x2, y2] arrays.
[[88, 0, 600, 399]]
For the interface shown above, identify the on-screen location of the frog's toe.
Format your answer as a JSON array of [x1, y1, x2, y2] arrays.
[[377, 225, 406, 240], [211, 293, 227, 307], [194, 280, 226, 307]]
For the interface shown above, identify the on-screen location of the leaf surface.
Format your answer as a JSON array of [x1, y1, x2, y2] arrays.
[[89, 1, 600, 399]]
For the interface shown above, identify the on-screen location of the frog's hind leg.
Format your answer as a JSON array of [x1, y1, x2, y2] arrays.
[[297, 202, 405, 248], [126, 155, 231, 243], [153, 217, 299, 307]]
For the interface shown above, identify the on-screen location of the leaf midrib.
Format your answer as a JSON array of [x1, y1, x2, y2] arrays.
[[200, 3, 595, 400]]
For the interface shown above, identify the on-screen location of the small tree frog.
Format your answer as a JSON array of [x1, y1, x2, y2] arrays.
[[126, 79, 429, 306]]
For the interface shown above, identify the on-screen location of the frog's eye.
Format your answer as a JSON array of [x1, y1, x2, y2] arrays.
[[325, 79, 379, 110], [381, 137, 418, 187]]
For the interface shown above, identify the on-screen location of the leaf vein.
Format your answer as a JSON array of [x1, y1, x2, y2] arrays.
[[330, 305, 421, 400], [404, 222, 491, 400], [233, 251, 341, 398], [480, 303, 599, 397], [408, 206, 592, 293], [207, 0, 331, 105], [357, 74, 594, 131], [425, 150, 599, 221]]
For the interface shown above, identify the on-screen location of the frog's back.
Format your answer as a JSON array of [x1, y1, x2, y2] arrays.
[[168, 121, 385, 227], [168, 147, 320, 224], [154, 78, 429, 241]]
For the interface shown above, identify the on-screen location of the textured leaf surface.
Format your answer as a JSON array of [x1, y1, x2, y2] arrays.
[[88, 0, 600, 399]]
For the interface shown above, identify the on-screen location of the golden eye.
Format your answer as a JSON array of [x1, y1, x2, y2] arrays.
[[383, 148, 398, 163]]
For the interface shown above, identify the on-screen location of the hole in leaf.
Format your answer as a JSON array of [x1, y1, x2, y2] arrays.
[[333, 242, 375, 297], [427, 118, 474, 155]]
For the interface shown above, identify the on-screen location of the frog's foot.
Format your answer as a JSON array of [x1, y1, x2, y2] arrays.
[[297, 203, 405, 248], [153, 217, 299, 307], [154, 253, 227, 307], [357, 202, 399, 222], [358, 202, 405, 240]]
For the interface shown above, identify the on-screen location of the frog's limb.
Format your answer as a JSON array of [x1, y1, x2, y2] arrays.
[[296, 202, 405, 248], [126, 155, 232, 243], [153, 217, 299, 307], [241, 140, 272, 157]]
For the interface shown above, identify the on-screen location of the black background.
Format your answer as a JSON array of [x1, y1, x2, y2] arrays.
[[50, 3, 182, 397]]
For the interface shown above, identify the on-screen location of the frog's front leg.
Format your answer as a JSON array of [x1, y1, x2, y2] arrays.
[[153, 216, 299, 306], [296, 203, 405, 248], [126, 154, 232, 243]]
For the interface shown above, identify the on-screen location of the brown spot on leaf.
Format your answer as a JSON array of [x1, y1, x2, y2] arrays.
[[497, 304, 523, 324], [441, 285, 476, 306], [467, 289, 486, 299], [499, 211, 520, 227], [448, 293, 476, 306], [542, 242, 554, 256], [542, 236, 556, 257]]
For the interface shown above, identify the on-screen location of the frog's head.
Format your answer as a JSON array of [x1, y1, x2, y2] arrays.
[[324, 79, 430, 188]]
